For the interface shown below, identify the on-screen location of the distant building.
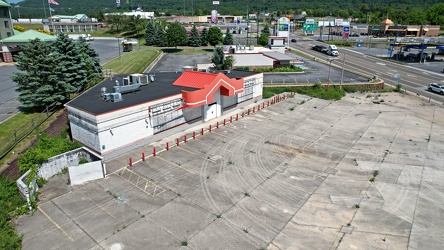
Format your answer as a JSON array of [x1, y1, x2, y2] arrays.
[[105, 8, 154, 19], [0, 0, 14, 40], [43, 14, 102, 33], [376, 18, 440, 37]]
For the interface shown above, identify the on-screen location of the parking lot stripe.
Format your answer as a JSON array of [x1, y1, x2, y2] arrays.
[[38, 207, 74, 242], [156, 156, 196, 175], [86, 196, 115, 219]]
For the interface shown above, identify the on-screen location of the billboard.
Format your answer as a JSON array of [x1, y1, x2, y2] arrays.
[[213, 1, 219, 4], [211, 10, 218, 23], [116, 0, 120, 8]]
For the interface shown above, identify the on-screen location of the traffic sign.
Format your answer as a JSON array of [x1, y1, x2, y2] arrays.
[[343, 26, 350, 34], [303, 23, 318, 31]]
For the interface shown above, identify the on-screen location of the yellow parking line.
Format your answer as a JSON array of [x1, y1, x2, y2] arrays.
[[86, 196, 115, 219], [38, 206, 74, 242]]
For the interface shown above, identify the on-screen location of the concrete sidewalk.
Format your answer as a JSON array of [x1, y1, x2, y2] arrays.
[[15, 91, 444, 249]]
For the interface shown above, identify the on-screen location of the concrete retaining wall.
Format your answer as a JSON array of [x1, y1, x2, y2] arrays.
[[38, 147, 102, 180], [69, 161, 104, 185]]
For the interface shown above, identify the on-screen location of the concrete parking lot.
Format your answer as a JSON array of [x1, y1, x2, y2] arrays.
[[16, 91, 444, 249]]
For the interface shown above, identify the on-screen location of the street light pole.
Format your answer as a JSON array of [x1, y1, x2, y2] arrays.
[[340, 52, 346, 88], [327, 58, 335, 86]]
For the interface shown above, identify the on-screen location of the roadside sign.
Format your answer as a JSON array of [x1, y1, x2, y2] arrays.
[[303, 23, 318, 31], [343, 26, 350, 34]]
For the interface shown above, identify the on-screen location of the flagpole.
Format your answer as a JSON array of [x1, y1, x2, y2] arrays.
[[47, 0, 54, 34], [42, 0, 47, 19]]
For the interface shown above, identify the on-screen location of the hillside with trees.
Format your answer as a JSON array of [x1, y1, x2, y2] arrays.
[[7, 0, 444, 26]]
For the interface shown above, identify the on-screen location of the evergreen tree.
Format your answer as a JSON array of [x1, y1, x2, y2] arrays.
[[188, 24, 201, 47], [154, 22, 166, 46], [261, 23, 271, 36], [207, 27, 224, 46], [165, 22, 187, 48], [76, 39, 102, 81], [53, 34, 88, 93], [145, 21, 156, 46], [223, 27, 234, 45], [211, 45, 224, 69], [200, 27, 209, 46], [258, 33, 268, 46], [12, 39, 75, 111]]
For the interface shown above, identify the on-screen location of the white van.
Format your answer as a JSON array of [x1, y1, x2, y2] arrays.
[[327, 45, 339, 56]]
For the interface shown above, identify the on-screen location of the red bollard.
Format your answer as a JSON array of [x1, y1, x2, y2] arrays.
[[129, 158, 132, 167], [236, 114, 239, 120], [230, 116, 232, 123], [201, 128, 204, 135], [176, 138, 180, 146], [184, 134, 187, 143], [217, 121, 219, 128], [153, 147, 156, 156], [262, 103, 265, 108], [209, 124, 212, 132], [193, 131, 196, 139], [253, 107, 255, 113], [142, 152, 145, 161], [268, 100, 270, 106], [166, 142, 169, 150], [258, 104, 260, 110], [248, 109, 250, 115], [224, 119, 226, 126]]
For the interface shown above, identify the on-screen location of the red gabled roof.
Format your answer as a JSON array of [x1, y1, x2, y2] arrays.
[[173, 71, 244, 109], [173, 71, 219, 89]]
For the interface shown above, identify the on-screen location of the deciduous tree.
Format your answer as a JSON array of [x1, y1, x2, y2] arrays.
[[207, 27, 223, 46]]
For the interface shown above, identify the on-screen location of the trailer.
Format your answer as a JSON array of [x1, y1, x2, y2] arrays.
[[67, 34, 94, 41]]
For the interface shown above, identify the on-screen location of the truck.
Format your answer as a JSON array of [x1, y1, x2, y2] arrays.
[[67, 34, 94, 41], [327, 45, 339, 56]]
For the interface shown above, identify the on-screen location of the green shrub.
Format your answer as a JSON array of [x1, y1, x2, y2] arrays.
[[0, 176, 26, 249], [343, 86, 358, 93], [78, 157, 89, 165], [18, 133, 82, 173], [297, 85, 345, 100]]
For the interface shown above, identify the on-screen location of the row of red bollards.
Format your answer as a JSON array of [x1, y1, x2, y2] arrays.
[[129, 92, 296, 167]]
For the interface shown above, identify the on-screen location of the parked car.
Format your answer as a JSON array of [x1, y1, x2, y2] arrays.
[[291, 39, 297, 43], [428, 83, 444, 94]]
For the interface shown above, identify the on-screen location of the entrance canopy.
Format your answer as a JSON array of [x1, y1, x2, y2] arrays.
[[0, 30, 56, 45]]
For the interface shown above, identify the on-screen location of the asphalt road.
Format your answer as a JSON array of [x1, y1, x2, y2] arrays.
[[290, 36, 444, 103], [0, 38, 122, 123]]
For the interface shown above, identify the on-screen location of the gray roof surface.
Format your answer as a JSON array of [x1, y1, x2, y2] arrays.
[[263, 52, 296, 61], [67, 70, 258, 115]]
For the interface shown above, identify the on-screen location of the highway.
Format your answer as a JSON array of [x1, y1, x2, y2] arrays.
[[290, 36, 444, 103]]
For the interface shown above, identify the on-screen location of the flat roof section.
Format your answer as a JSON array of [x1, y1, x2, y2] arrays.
[[67, 72, 197, 115], [67, 70, 259, 116]]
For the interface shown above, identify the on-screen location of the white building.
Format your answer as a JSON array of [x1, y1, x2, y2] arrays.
[[65, 70, 263, 160]]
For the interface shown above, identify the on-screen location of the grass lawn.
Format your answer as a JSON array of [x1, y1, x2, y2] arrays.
[[102, 47, 161, 74], [0, 110, 64, 170]]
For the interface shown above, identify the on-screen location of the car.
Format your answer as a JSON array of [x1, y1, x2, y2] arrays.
[[291, 39, 297, 43], [428, 83, 444, 94]]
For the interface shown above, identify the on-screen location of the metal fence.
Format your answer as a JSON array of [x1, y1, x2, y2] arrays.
[[0, 105, 59, 160]]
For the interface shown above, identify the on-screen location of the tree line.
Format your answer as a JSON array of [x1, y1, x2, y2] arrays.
[[10, 1, 444, 26]]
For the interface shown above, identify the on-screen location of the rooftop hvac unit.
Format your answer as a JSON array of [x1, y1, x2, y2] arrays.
[[109, 93, 122, 102]]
